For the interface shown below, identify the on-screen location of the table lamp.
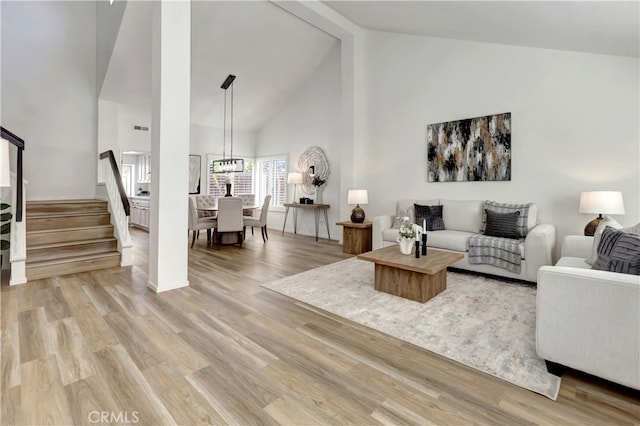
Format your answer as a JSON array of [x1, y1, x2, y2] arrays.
[[348, 189, 368, 223], [287, 172, 303, 204], [579, 191, 625, 236]]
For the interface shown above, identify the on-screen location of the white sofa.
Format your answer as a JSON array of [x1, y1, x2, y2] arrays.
[[372, 199, 556, 282], [537, 235, 640, 390]]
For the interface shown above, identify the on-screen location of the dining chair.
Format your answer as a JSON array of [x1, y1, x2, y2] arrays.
[[195, 195, 216, 218], [236, 193, 256, 217], [214, 197, 244, 248], [188, 196, 217, 248], [243, 195, 271, 242]]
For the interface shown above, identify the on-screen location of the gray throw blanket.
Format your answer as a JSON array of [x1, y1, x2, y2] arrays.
[[468, 235, 522, 273]]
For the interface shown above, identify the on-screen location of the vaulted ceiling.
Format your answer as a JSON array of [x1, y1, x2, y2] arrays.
[[325, 1, 639, 58], [99, 1, 639, 132]]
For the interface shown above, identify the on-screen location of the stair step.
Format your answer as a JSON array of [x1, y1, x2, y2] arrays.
[[27, 199, 108, 216], [27, 225, 114, 246], [27, 238, 118, 263], [26, 252, 121, 281], [23, 199, 124, 280], [27, 212, 111, 232]]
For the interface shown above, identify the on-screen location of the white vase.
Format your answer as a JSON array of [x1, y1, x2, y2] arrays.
[[315, 186, 323, 204], [398, 237, 414, 255]]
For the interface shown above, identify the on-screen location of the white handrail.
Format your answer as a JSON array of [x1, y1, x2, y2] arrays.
[[9, 172, 26, 285], [101, 157, 133, 266]]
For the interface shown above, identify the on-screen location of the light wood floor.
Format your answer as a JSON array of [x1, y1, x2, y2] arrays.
[[1, 228, 639, 425]]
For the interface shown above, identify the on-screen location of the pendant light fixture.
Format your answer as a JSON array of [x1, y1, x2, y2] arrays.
[[213, 74, 244, 173]]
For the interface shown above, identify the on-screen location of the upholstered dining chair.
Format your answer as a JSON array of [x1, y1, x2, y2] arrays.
[[236, 193, 256, 217], [213, 197, 244, 248], [243, 195, 271, 242], [195, 194, 216, 218], [188, 196, 217, 248]]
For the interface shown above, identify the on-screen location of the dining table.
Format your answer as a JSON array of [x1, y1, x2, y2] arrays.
[[196, 203, 261, 244], [196, 204, 261, 213]]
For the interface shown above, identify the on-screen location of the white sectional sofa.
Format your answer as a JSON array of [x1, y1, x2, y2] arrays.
[[537, 235, 640, 390], [372, 199, 556, 282]]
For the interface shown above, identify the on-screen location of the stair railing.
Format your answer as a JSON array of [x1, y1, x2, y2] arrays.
[[1, 126, 27, 285], [99, 150, 132, 266], [8, 172, 27, 285]]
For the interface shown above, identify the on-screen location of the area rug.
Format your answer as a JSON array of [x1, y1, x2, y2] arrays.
[[261, 258, 560, 400]]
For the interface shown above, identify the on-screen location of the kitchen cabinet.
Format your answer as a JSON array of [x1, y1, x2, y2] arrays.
[[129, 197, 150, 230], [137, 155, 151, 183]]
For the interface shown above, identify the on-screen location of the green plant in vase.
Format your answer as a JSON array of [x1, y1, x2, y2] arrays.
[[397, 217, 422, 255], [311, 176, 326, 203]]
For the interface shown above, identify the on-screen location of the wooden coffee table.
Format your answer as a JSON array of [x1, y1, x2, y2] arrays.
[[357, 245, 464, 303]]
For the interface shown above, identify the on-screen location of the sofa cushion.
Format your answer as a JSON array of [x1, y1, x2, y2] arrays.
[[623, 222, 640, 234], [395, 199, 439, 227], [484, 209, 521, 239], [555, 256, 591, 269], [382, 228, 400, 242], [482, 201, 536, 237], [427, 230, 474, 252], [441, 200, 484, 233], [587, 216, 622, 265], [592, 227, 640, 275], [415, 204, 445, 231]]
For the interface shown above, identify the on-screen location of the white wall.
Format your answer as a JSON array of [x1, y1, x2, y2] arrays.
[[96, 0, 127, 95], [1, 1, 98, 200], [256, 46, 342, 239], [360, 31, 639, 250], [118, 104, 151, 153]]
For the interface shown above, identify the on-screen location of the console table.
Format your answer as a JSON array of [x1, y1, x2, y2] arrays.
[[282, 203, 331, 241]]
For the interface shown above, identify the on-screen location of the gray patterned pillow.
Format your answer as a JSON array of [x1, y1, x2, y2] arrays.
[[587, 216, 622, 265], [427, 205, 445, 231], [483, 209, 521, 239], [592, 227, 640, 275], [482, 201, 531, 238], [414, 204, 445, 231]]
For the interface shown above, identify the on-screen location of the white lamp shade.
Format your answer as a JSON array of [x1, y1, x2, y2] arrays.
[[0, 138, 10, 187], [348, 189, 368, 205], [579, 191, 625, 215], [287, 172, 303, 184]]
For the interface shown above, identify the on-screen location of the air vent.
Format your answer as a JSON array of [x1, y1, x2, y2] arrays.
[[133, 125, 149, 131]]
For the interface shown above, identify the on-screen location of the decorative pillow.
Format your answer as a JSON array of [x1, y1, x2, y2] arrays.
[[395, 202, 416, 225], [592, 227, 640, 275], [392, 217, 402, 229], [414, 204, 445, 231], [427, 205, 445, 231], [587, 216, 622, 265], [414, 204, 430, 229], [483, 209, 521, 239], [482, 201, 532, 238]]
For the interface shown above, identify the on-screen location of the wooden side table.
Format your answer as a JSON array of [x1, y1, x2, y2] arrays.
[[336, 221, 372, 254]]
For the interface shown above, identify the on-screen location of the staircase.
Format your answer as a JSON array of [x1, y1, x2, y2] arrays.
[[25, 200, 121, 280]]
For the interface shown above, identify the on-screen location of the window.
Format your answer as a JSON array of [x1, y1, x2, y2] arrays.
[[121, 163, 135, 196], [207, 157, 254, 198], [256, 155, 288, 208]]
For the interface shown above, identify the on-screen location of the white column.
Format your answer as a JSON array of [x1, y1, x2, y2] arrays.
[[148, 0, 190, 292]]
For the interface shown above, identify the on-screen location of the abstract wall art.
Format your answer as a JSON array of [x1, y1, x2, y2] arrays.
[[427, 112, 511, 182], [188, 155, 201, 194]]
